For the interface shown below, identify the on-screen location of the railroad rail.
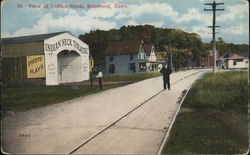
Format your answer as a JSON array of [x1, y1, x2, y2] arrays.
[[69, 70, 206, 154]]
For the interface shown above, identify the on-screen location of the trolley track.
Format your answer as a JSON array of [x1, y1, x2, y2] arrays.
[[69, 70, 206, 154]]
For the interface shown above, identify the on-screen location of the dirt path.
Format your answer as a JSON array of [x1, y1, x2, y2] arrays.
[[2, 69, 209, 154]]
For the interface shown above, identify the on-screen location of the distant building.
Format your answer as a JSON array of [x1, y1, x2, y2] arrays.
[[105, 40, 147, 74], [145, 44, 158, 71], [227, 54, 248, 69], [2, 32, 89, 86], [217, 56, 226, 69], [201, 50, 214, 67]]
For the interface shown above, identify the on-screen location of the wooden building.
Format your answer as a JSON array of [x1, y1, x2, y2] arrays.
[[105, 40, 147, 74], [2, 32, 89, 86], [145, 44, 158, 71]]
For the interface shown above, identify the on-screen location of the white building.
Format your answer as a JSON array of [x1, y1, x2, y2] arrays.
[[145, 44, 158, 71], [227, 55, 248, 69], [2, 32, 89, 86]]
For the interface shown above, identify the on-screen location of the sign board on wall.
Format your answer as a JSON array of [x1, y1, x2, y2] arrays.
[[26, 55, 45, 78], [44, 32, 89, 85]]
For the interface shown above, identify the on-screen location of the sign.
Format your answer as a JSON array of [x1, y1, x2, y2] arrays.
[[44, 38, 88, 54], [26, 55, 45, 78]]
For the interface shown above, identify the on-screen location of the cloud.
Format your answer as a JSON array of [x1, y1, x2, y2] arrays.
[[221, 24, 248, 35], [173, 8, 202, 23], [173, 7, 211, 26], [2, 1, 248, 44], [128, 2, 178, 18], [126, 20, 139, 26], [191, 25, 212, 39], [217, 3, 248, 22], [85, 4, 116, 18], [115, 13, 128, 19], [148, 21, 164, 27], [9, 12, 117, 37]]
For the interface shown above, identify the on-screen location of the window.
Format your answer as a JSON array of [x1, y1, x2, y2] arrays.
[[130, 54, 133, 60], [138, 53, 145, 60], [110, 55, 114, 61], [233, 60, 236, 65]]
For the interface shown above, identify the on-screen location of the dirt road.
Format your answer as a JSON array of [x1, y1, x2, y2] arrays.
[[2, 69, 209, 154]]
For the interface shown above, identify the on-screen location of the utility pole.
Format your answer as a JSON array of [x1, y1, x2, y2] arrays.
[[204, 1, 224, 72]]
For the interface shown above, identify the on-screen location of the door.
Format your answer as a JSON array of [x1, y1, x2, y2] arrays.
[[60, 65, 73, 83]]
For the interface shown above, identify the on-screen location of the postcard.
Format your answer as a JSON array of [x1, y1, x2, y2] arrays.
[[1, 0, 249, 154]]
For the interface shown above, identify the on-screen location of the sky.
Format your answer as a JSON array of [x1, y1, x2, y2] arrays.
[[1, 0, 249, 44]]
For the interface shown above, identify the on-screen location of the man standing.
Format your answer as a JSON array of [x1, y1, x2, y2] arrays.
[[96, 70, 103, 89], [160, 64, 172, 90]]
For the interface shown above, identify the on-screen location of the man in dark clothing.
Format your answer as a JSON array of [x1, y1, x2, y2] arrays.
[[160, 64, 172, 90]]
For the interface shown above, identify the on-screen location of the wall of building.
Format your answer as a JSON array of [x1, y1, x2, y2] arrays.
[[2, 42, 44, 57], [2, 56, 46, 87], [105, 54, 140, 74], [228, 58, 249, 69], [2, 42, 46, 86]]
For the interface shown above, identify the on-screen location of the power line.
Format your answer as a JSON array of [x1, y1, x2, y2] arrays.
[[204, 1, 224, 73]]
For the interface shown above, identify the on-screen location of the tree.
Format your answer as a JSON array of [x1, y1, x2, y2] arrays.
[[78, 25, 248, 67]]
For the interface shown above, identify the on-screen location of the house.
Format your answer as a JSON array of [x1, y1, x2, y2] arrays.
[[105, 40, 147, 74], [227, 54, 248, 69], [145, 44, 158, 71], [2, 32, 89, 86]]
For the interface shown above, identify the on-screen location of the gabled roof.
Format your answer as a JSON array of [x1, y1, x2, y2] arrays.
[[228, 54, 247, 60], [145, 44, 153, 56], [2, 31, 69, 44], [105, 40, 143, 55]]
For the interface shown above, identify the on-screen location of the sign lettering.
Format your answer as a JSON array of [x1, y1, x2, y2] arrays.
[[45, 39, 88, 54], [27, 55, 45, 78]]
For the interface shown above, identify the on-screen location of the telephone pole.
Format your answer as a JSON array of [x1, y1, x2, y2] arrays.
[[204, 1, 224, 72]]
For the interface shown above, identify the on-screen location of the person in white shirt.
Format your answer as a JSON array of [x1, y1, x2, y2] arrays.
[[96, 70, 103, 89]]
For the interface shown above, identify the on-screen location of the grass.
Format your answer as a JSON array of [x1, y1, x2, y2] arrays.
[[103, 71, 161, 82], [1, 71, 161, 114], [162, 71, 248, 154], [1, 84, 125, 114]]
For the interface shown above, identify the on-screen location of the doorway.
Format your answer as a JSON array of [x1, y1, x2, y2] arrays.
[[58, 50, 81, 84]]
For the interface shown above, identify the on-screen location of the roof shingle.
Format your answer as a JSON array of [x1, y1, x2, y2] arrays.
[[228, 55, 247, 60], [1, 31, 68, 44], [105, 40, 143, 55], [145, 44, 153, 56]]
